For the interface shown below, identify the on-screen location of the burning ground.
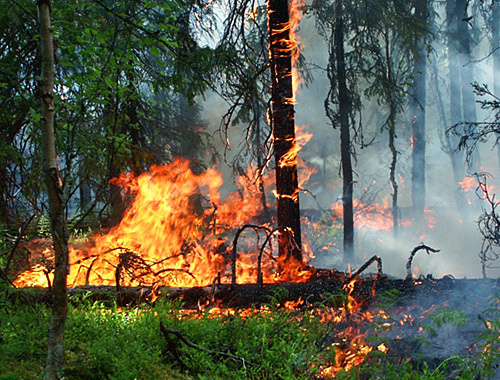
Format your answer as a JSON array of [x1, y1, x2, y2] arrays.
[[6, 156, 500, 378], [4, 269, 500, 379]]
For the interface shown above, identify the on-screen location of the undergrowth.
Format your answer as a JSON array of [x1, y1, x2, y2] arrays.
[[0, 289, 499, 380]]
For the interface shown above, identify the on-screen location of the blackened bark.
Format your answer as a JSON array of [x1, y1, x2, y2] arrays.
[[383, 30, 399, 236], [334, 0, 354, 259], [38, 1, 69, 379], [389, 128, 399, 236], [267, 0, 302, 263], [411, 0, 427, 218], [105, 97, 126, 227], [457, 0, 479, 169], [254, 101, 272, 222]]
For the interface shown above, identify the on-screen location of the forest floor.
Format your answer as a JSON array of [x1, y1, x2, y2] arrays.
[[2, 275, 500, 380]]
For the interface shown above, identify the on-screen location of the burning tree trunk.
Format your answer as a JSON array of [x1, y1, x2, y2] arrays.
[[267, 0, 302, 263], [411, 0, 428, 218], [332, 0, 354, 259], [38, 1, 69, 379]]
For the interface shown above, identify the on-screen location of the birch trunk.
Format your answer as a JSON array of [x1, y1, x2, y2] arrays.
[[38, 1, 69, 379]]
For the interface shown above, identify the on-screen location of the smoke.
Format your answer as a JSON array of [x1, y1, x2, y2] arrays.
[[197, 1, 500, 279]]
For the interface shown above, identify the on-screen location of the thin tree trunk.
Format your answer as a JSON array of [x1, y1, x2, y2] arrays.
[[38, 1, 69, 379], [267, 0, 302, 263], [457, 0, 480, 169], [411, 0, 428, 218], [446, 0, 467, 208], [384, 30, 399, 236], [125, 67, 143, 175], [492, 1, 500, 166], [334, 0, 354, 259], [389, 128, 399, 236], [254, 101, 272, 222]]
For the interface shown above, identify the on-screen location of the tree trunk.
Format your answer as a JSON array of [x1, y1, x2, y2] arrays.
[[334, 0, 354, 260], [267, 0, 302, 263], [125, 67, 143, 175], [78, 163, 91, 213], [253, 100, 272, 222], [384, 30, 399, 236], [446, 0, 467, 209], [38, 1, 69, 379], [389, 128, 399, 236], [411, 0, 428, 218], [492, 1, 500, 167], [457, 0, 479, 170]]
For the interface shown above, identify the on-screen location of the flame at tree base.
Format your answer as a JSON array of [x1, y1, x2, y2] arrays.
[[13, 158, 313, 289]]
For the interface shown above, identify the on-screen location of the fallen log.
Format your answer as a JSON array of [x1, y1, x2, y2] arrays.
[[6, 273, 496, 310]]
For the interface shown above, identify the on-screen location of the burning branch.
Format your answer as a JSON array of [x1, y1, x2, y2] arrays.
[[257, 228, 279, 286], [347, 255, 383, 283], [231, 224, 272, 286], [406, 244, 440, 280]]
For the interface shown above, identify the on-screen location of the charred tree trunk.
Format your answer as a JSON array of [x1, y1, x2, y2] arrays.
[[267, 0, 302, 263], [457, 0, 479, 170], [333, 0, 354, 259], [384, 30, 399, 236], [253, 101, 272, 222], [105, 95, 126, 227], [411, 0, 428, 218], [38, 1, 69, 379], [446, 0, 467, 209], [389, 127, 399, 236]]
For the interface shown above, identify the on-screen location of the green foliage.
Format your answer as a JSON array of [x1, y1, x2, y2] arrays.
[[415, 306, 469, 352], [2, 291, 500, 380], [36, 213, 52, 238], [477, 296, 500, 377], [1, 0, 219, 228]]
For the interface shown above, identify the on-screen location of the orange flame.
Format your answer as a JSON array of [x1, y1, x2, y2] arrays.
[[278, 125, 313, 169], [289, 0, 305, 95], [268, 0, 305, 99], [459, 176, 476, 193], [13, 159, 313, 288]]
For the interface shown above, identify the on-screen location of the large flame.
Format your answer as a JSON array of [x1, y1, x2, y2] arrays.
[[14, 159, 313, 288]]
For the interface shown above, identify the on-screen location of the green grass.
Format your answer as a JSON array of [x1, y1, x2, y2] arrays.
[[0, 290, 498, 380]]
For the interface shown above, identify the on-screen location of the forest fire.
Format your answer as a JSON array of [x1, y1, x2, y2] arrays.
[[5, 0, 500, 378], [329, 200, 437, 233], [9, 155, 434, 377], [13, 159, 315, 289]]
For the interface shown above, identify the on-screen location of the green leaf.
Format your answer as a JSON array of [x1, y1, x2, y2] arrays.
[[150, 46, 160, 56]]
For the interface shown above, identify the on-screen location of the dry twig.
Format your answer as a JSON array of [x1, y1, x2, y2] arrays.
[[347, 255, 383, 283], [159, 322, 255, 367], [406, 244, 440, 280]]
